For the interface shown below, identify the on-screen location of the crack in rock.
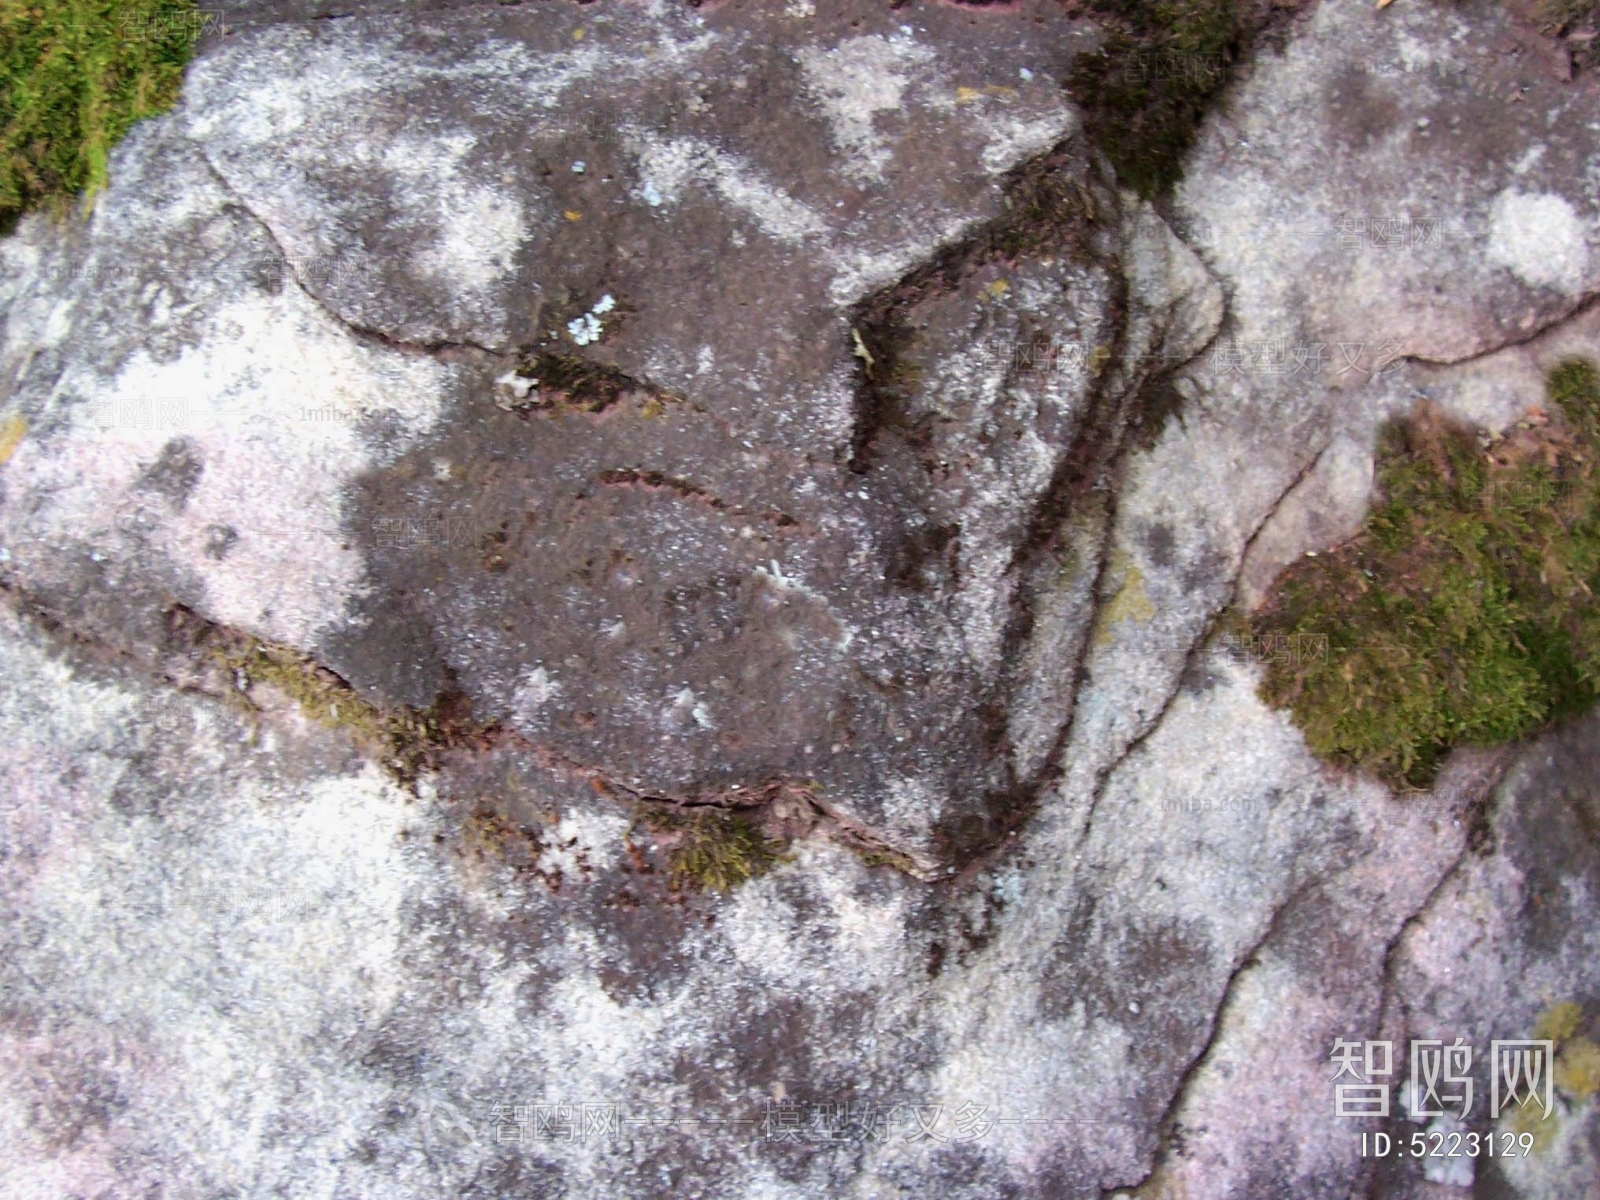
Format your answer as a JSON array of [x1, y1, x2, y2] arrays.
[[202, 155, 511, 360]]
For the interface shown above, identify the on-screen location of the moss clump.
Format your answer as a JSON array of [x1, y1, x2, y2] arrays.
[[1557, 1037, 1600, 1101], [2, 0, 208, 229], [1250, 359, 1600, 788], [649, 807, 783, 893], [1066, 0, 1240, 198], [990, 161, 1099, 258], [1531, 1000, 1600, 1103]]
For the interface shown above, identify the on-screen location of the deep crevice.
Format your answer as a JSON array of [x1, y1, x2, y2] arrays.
[[844, 141, 1103, 475], [942, 250, 1138, 868]]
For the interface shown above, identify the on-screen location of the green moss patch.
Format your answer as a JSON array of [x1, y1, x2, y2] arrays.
[[2, 0, 208, 229], [1249, 359, 1600, 788], [645, 806, 784, 893], [1066, 0, 1241, 198]]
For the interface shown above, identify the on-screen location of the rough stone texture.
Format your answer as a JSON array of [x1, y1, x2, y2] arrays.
[[2, 0, 1185, 867], [2, 0, 1599, 1197]]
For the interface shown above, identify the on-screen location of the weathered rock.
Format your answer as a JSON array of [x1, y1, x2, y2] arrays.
[[0, 0, 1210, 867], [1, 0, 1598, 1196]]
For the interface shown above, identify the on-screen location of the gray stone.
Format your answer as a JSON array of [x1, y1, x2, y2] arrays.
[[1, 0, 1598, 1196]]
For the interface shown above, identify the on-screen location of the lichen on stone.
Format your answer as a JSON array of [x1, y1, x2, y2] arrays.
[[1534, 1000, 1600, 1103], [1557, 1037, 1600, 1102], [1536, 999, 1587, 1044]]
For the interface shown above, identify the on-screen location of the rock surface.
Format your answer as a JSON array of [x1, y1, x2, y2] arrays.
[[1, 0, 1598, 1197]]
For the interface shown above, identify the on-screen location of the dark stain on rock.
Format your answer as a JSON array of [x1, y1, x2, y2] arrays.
[[1325, 63, 1404, 152], [1145, 522, 1176, 569], [1179, 644, 1222, 695], [460, 1154, 566, 1200], [136, 437, 204, 506], [23, 1045, 125, 1154], [886, 522, 961, 593], [202, 523, 237, 560], [1181, 546, 1229, 594]]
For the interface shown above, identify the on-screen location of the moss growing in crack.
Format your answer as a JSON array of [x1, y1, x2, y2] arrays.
[[1250, 359, 1600, 788], [990, 164, 1099, 259], [646, 806, 783, 893], [2, 0, 208, 230], [855, 845, 921, 875], [523, 352, 628, 412], [1067, 0, 1241, 198], [504, 351, 682, 416], [207, 633, 473, 783]]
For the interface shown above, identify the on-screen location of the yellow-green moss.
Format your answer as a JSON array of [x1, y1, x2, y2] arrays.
[[647, 807, 783, 893], [2, 0, 208, 229], [211, 636, 463, 782], [1535, 999, 1586, 1044], [1249, 359, 1600, 788], [1504, 1098, 1561, 1152], [1556, 1037, 1600, 1102]]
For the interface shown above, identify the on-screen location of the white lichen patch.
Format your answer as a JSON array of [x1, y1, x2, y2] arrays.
[[567, 293, 616, 345], [3, 281, 454, 649], [385, 133, 529, 322], [495, 369, 537, 403], [827, 212, 979, 307], [797, 34, 934, 183], [0, 610, 449, 1196], [1486, 189, 1592, 296], [664, 685, 716, 731], [978, 110, 1077, 177], [535, 808, 631, 880], [632, 135, 828, 242], [513, 666, 563, 724], [651, 685, 713, 733], [718, 843, 915, 989], [183, 26, 736, 346]]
